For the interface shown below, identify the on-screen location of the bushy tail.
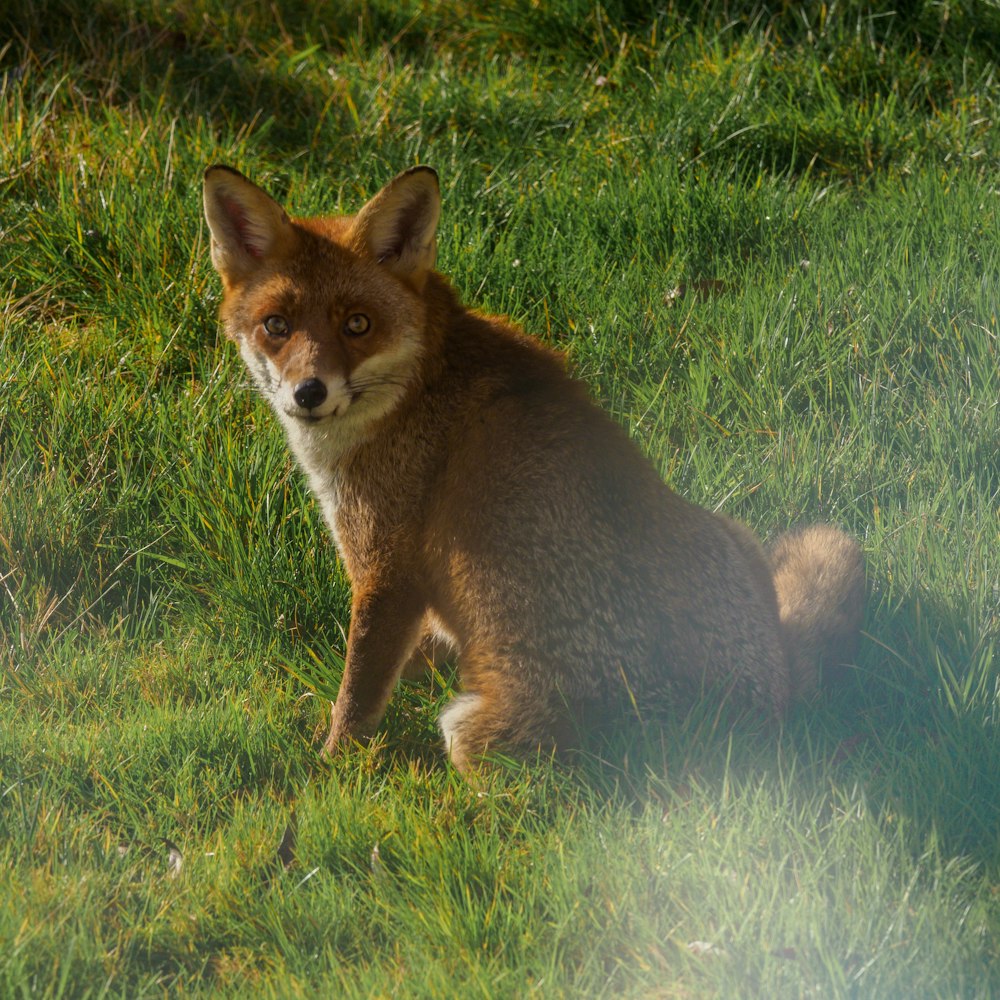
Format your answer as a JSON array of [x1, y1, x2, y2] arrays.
[[768, 524, 866, 700]]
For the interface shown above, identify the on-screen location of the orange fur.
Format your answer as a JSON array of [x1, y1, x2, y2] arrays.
[[203, 164, 866, 771]]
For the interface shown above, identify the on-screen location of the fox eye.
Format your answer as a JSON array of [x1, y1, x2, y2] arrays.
[[344, 313, 370, 337], [263, 315, 289, 338]]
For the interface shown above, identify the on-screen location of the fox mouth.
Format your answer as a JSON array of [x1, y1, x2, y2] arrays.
[[288, 392, 363, 423], [283, 408, 334, 424]]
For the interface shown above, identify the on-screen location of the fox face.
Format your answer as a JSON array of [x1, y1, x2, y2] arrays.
[[203, 165, 441, 451]]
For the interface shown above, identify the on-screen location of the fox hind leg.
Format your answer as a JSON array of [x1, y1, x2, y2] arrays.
[[438, 681, 574, 772]]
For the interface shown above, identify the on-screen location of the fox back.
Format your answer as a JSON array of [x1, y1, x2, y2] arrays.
[[203, 165, 865, 771]]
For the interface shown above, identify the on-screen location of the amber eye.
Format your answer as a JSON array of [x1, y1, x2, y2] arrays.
[[263, 315, 289, 338], [344, 313, 370, 337]]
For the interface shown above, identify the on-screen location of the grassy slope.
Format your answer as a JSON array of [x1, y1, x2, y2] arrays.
[[1, 1, 998, 995]]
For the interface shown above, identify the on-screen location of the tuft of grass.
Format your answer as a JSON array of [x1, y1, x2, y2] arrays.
[[2, 0, 998, 995]]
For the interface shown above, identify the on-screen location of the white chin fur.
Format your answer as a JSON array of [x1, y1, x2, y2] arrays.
[[280, 406, 369, 471]]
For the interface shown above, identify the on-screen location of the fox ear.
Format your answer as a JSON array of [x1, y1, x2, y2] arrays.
[[203, 165, 292, 282], [352, 167, 440, 291]]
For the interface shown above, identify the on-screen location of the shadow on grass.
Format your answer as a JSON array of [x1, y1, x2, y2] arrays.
[[281, 567, 1000, 869], [1, 0, 639, 156], [828, 586, 1000, 868], [2, 0, 356, 154], [379, 583, 999, 874], [6, 0, 1000, 162]]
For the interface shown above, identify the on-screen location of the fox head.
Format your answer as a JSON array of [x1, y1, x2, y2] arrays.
[[203, 165, 441, 445]]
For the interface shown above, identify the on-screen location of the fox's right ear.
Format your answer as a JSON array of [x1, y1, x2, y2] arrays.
[[203, 166, 292, 282]]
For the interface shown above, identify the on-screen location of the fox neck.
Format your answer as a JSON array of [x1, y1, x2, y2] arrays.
[[276, 394, 394, 554]]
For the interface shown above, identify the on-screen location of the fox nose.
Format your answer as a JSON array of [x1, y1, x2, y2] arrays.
[[293, 378, 327, 411]]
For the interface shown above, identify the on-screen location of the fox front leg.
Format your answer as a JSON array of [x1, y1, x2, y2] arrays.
[[322, 583, 425, 755]]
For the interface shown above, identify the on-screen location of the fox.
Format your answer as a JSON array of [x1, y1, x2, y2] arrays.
[[202, 163, 865, 772]]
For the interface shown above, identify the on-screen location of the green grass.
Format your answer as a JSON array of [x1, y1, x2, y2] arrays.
[[2, 0, 998, 995]]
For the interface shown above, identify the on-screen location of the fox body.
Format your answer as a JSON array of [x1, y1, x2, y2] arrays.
[[203, 165, 865, 771]]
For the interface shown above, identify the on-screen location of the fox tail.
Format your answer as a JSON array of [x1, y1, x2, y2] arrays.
[[768, 524, 866, 700]]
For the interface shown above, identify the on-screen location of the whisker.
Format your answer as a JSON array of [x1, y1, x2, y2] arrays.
[[349, 374, 414, 392]]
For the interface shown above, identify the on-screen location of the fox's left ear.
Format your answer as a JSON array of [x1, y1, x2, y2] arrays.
[[203, 165, 293, 283], [352, 166, 440, 292]]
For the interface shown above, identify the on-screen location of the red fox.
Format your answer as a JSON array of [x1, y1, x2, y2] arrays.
[[203, 164, 865, 771]]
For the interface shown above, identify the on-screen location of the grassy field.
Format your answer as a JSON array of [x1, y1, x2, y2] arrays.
[[1, 0, 998, 995]]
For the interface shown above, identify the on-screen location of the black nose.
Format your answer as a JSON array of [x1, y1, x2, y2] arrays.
[[293, 378, 327, 410]]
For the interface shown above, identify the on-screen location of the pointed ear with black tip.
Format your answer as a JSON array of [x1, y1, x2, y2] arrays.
[[351, 166, 440, 291], [203, 165, 293, 283]]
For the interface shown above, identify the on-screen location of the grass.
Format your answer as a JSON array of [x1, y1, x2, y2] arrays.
[[1, 0, 998, 995]]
